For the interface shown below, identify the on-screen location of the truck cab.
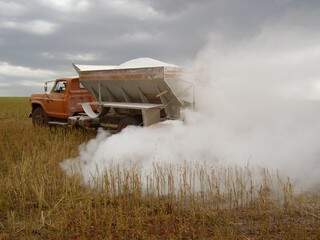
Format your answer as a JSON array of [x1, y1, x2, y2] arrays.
[[30, 77, 95, 126]]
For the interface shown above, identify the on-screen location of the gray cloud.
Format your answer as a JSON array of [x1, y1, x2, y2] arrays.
[[0, 20, 58, 35], [0, 0, 320, 95], [0, 1, 27, 16]]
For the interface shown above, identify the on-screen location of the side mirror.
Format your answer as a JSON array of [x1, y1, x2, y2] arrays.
[[44, 83, 48, 92]]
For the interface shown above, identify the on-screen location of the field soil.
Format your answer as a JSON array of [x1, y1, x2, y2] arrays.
[[0, 97, 320, 239]]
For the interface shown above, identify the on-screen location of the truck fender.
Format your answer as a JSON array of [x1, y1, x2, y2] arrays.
[[30, 101, 47, 117]]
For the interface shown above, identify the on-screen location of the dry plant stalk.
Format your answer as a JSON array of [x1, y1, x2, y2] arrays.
[[0, 97, 320, 239]]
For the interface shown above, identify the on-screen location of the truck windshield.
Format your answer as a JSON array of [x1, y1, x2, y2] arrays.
[[52, 81, 67, 93]]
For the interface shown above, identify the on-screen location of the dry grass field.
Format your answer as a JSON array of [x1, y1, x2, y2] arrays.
[[1, 97, 320, 239]]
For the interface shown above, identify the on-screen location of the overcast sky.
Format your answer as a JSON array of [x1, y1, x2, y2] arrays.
[[0, 0, 319, 95]]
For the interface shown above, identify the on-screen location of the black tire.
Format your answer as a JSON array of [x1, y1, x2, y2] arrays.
[[117, 116, 139, 132], [32, 107, 48, 126]]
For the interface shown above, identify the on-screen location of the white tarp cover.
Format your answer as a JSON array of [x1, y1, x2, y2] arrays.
[[74, 57, 178, 72]]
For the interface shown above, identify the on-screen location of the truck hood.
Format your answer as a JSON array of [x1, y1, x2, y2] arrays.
[[30, 93, 47, 100]]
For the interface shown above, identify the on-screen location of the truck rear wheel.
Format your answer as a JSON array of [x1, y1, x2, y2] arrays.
[[32, 107, 48, 126], [117, 116, 140, 132]]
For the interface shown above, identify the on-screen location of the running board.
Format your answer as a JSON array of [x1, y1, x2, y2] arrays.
[[48, 121, 68, 126]]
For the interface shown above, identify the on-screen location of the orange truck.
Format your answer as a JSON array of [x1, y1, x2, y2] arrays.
[[30, 59, 194, 130], [30, 77, 96, 127]]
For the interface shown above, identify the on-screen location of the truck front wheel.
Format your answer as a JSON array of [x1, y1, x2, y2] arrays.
[[32, 107, 48, 126]]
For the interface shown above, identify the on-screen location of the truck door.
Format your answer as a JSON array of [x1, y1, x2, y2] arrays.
[[45, 80, 68, 119]]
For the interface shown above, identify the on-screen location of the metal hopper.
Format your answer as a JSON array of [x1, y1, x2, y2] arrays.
[[73, 58, 194, 127]]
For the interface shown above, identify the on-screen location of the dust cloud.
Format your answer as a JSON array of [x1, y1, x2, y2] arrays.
[[61, 27, 320, 189]]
